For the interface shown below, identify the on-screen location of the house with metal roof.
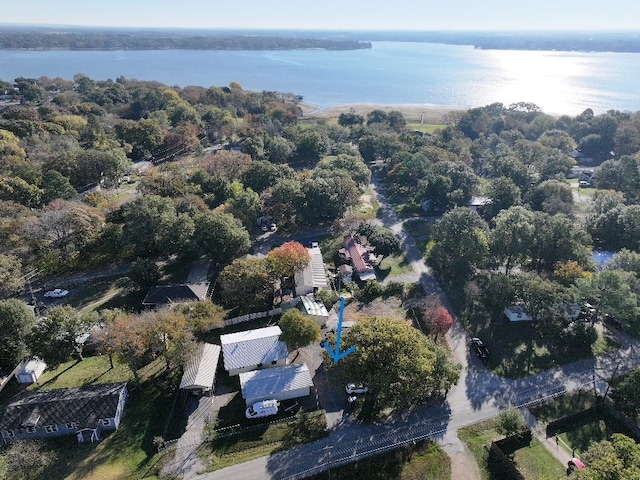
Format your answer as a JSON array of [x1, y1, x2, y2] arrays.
[[281, 294, 330, 326], [179, 343, 221, 395], [239, 363, 314, 407], [295, 245, 329, 296], [220, 326, 289, 376], [0, 383, 127, 445], [142, 282, 210, 307]]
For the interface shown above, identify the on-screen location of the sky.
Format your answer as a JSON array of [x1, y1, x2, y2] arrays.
[[2, 0, 640, 31]]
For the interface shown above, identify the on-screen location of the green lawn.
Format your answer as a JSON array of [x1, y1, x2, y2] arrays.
[[29, 355, 133, 391], [458, 419, 565, 480], [530, 391, 600, 423], [376, 253, 414, 280], [309, 440, 450, 480], [406, 122, 446, 134], [200, 410, 329, 472]]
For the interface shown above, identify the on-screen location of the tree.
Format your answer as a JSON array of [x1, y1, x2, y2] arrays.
[[3, 439, 57, 480], [573, 434, 640, 480], [127, 257, 161, 289], [424, 306, 453, 341], [485, 176, 521, 219], [368, 228, 401, 262], [0, 299, 36, 374], [98, 311, 150, 381], [294, 130, 328, 166], [612, 369, 640, 420], [194, 210, 251, 264], [574, 269, 640, 330], [526, 179, 573, 216], [172, 300, 226, 332], [266, 241, 310, 281], [218, 257, 272, 312], [279, 309, 321, 351], [240, 160, 294, 194], [429, 207, 489, 283], [316, 153, 371, 188], [330, 316, 460, 413], [28, 305, 96, 366], [225, 186, 261, 230], [490, 206, 536, 275], [496, 407, 525, 437], [40, 170, 77, 203], [0, 254, 25, 298]]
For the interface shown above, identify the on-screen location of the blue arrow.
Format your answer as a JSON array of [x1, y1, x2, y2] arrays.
[[323, 297, 356, 363]]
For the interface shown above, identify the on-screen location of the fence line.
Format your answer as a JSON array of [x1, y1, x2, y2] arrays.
[[223, 308, 281, 327]]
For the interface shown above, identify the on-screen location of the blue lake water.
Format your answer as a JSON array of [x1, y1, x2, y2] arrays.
[[1, 42, 640, 115]]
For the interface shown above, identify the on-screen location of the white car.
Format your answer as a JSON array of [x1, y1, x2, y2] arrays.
[[44, 289, 69, 298], [345, 383, 368, 394], [245, 399, 279, 419]]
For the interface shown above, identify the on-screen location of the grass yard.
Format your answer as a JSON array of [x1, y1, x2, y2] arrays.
[[308, 440, 450, 480], [458, 419, 565, 480], [530, 391, 600, 423], [375, 253, 415, 280], [352, 185, 381, 220], [406, 122, 446, 134], [6, 357, 179, 480], [200, 409, 328, 472], [553, 408, 633, 457]]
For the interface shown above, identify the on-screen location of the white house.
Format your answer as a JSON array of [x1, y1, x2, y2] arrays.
[[179, 343, 221, 395], [14, 359, 47, 384], [281, 295, 330, 327], [239, 363, 314, 407], [220, 326, 289, 376], [504, 305, 533, 322], [295, 245, 328, 296], [341, 236, 377, 282]]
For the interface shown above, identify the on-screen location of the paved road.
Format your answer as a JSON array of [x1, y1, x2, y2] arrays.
[[188, 178, 640, 479]]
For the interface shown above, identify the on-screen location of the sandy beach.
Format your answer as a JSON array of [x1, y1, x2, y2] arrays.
[[300, 102, 467, 124]]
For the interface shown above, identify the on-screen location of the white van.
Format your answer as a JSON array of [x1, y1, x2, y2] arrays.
[[245, 399, 279, 419]]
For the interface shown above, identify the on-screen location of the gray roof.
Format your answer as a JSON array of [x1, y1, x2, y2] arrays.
[[220, 326, 288, 371], [0, 383, 127, 431], [142, 283, 209, 306], [239, 363, 313, 400], [180, 343, 221, 390]]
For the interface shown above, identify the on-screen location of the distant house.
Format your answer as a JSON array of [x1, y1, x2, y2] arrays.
[[281, 294, 330, 327], [239, 363, 314, 407], [295, 245, 329, 296], [468, 196, 491, 215], [504, 305, 533, 322], [220, 326, 289, 376], [142, 282, 209, 307], [15, 359, 47, 385], [0, 383, 128, 445], [179, 343, 221, 396], [340, 236, 377, 282]]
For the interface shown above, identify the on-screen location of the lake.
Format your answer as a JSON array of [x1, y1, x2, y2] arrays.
[[1, 42, 640, 115]]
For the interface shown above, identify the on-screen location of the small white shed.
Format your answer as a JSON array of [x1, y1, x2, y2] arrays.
[[15, 359, 47, 384]]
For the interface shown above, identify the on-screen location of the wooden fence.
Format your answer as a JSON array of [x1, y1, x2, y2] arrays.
[[223, 308, 281, 327]]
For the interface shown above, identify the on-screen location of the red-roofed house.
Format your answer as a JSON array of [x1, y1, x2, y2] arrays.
[[341, 236, 377, 282]]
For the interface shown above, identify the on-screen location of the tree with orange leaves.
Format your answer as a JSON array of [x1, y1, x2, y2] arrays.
[[424, 306, 454, 341], [266, 241, 310, 281]]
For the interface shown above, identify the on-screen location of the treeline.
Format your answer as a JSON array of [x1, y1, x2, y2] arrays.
[[0, 28, 372, 51]]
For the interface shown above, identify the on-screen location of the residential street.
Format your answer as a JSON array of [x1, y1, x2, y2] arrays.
[[184, 178, 640, 479]]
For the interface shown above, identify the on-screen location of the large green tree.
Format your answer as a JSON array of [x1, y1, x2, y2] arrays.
[[0, 299, 36, 374], [572, 434, 640, 480], [194, 210, 251, 264], [279, 309, 321, 351], [330, 316, 460, 412], [429, 207, 489, 283], [218, 257, 272, 312]]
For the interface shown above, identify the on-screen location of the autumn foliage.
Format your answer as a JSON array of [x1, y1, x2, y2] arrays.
[[266, 241, 310, 279], [424, 306, 454, 340]]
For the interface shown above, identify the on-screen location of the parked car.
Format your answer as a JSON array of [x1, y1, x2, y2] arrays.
[[470, 337, 489, 360], [579, 180, 592, 188], [245, 399, 279, 419], [44, 288, 69, 298], [346, 383, 368, 394], [270, 223, 277, 232]]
